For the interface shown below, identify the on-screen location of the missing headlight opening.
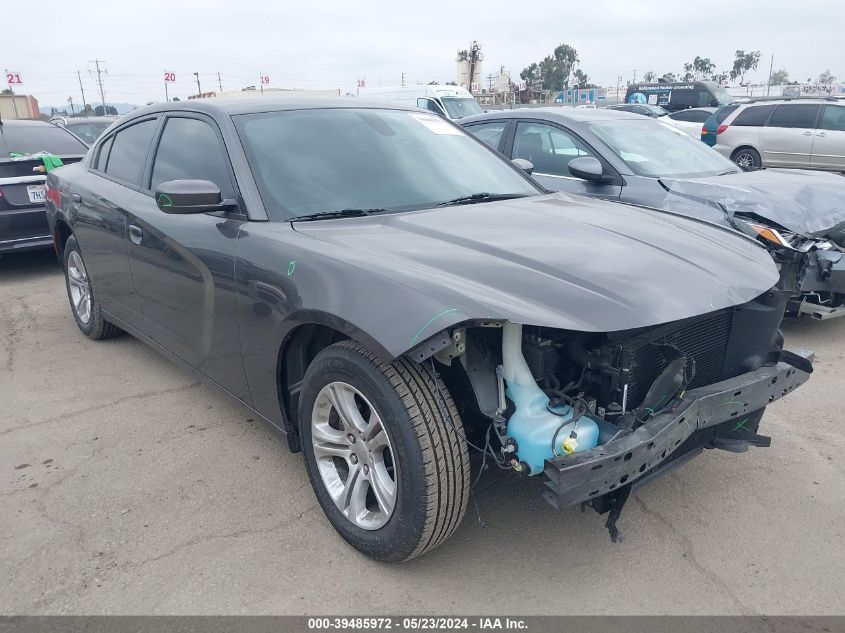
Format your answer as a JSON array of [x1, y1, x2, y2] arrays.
[[418, 290, 812, 543]]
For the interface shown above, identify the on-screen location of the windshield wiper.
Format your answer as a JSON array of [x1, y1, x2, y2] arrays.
[[434, 193, 530, 207], [291, 208, 389, 222]]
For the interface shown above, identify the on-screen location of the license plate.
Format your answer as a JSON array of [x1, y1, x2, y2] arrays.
[[27, 184, 46, 204]]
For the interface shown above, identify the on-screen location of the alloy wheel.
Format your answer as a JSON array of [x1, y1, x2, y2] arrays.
[[67, 250, 92, 324], [311, 381, 398, 530]]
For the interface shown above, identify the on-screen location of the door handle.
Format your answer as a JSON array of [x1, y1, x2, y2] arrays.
[[128, 224, 143, 245], [71, 194, 82, 203], [802, 131, 813, 136], [816, 132, 826, 137]]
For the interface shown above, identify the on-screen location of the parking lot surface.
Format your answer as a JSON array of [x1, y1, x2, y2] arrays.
[[1, 250, 843, 615]]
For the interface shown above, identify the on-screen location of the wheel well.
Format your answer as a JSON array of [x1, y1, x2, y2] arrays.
[[731, 145, 759, 159], [277, 324, 349, 451], [54, 219, 72, 258]]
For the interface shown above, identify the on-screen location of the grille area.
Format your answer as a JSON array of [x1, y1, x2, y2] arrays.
[[622, 309, 734, 409]]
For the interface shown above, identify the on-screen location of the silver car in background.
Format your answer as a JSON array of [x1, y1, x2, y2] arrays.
[[711, 98, 845, 171]]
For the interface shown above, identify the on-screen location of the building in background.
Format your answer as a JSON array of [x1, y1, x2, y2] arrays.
[[0, 94, 40, 119], [456, 41, 483, 93]]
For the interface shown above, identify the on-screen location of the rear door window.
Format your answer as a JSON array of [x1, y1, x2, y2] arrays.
[[767, 104, 820, 129], [104, 119, 158, 186], [464, 121, 507, 150], [714, 105, 739, 125], [732, 105, 775, 127], [818, 105, 845, 131]]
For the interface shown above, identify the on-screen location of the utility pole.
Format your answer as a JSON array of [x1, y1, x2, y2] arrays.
[[67, 96, 75, 116], [401, 72, 406, 87], [77, 70, 88, 115], [89, 59, 107, 111], [217, 72, 223, 92], [616, 75, 622, 103], [766, 54, 774, 96], [632, 68, 637, 84], [193, 72, 202, 97], [164, 72, 169, 102]]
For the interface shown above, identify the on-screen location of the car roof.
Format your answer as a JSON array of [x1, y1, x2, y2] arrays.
[[122, 97, 420, 120], [0, 119, 58, 128], [65, 116, 119, 124], [461, 107, 642, 125], [731, 97, 843, 107]]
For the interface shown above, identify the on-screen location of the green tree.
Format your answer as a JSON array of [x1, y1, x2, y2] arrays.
[[427, 80, 439, 85], [660, 72, 677, 83], [818, 69, 836, 86], [769, 69, 789, 85], [521, 43, 579, 91], [730, 50, 761, 84], [642, 70, 656, 82], [683, 56, 716, 81]]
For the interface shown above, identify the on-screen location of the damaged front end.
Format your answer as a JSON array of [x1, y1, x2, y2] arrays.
[[410, 288, 813, 542], [735, 218, 845, 320]]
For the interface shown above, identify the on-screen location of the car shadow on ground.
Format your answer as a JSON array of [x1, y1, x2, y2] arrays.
[[0, 249, 61, 283]]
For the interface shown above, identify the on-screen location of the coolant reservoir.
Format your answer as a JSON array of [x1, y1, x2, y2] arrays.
[[502, 323, 599, 475]]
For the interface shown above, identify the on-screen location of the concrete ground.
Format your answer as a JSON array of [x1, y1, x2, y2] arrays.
[[1, 249, 843, 615]]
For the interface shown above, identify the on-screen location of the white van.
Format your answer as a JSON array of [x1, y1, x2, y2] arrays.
[[357, 85, 483, 120]]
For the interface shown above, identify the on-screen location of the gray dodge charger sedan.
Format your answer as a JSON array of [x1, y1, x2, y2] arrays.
[[45, 99, 812, 561]]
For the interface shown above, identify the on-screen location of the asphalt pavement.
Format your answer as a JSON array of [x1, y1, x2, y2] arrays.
[[1, 249, 843, 615]]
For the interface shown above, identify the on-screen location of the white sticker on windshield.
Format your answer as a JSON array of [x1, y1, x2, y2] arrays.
[[407, 112, 463, 135]]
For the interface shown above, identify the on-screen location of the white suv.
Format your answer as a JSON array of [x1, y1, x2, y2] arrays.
[[713, 98, 845, 171]]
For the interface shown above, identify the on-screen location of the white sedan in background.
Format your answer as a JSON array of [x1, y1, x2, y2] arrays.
[[659, 107, 716, 138]]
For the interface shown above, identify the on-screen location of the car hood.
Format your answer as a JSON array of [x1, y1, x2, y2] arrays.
[[660, 168, 845, 238], [292, 193, 778, 335]]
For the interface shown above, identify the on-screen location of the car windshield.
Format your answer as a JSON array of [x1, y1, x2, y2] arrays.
[[234, 108, 539, 219], [0, 124, 88, 155], [589, 118, 739, 178], [67, 120, 113, 144], [440, 97, 483, 119], [711, 85, 731, 105]]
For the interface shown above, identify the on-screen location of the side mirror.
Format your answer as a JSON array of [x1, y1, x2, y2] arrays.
[[155, 180, 235, 214], [568, 156, 605, 182], [511, 158, 534, 175]]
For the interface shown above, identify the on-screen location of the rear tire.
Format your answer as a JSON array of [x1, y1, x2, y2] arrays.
[[299, 340, 470, 562], [63, 235, 122, 340], [731, 147, 762, 171]]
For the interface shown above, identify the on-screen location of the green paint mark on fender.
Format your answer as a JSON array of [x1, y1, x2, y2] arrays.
[[158, 193, 173, 208], [409, 308, 462, 346], [287, 260, 296, 276]]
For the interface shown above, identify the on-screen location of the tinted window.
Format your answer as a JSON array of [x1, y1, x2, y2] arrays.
[[671, 90, 699, 108], [0, 123, 88, 155], [512, 122, 593, 177], [439, 97, 483, 119], [465, 121, 506, 149], [150, 117, 233, 197], [732, 105, 775, 127], [673, 109, 711, 123], [105, 119, 158, 186], [234, 109, 539, 220], [95, 136, 113, 171], [767, 104, 820, 129], [714, 105, 739, 124], [818, 105, 845, 132]]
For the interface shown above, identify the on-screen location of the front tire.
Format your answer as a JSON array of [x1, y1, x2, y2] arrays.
[[63, 235, 122, 340], [731, 147, 762, 170], [299, 340, 470, 562]]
